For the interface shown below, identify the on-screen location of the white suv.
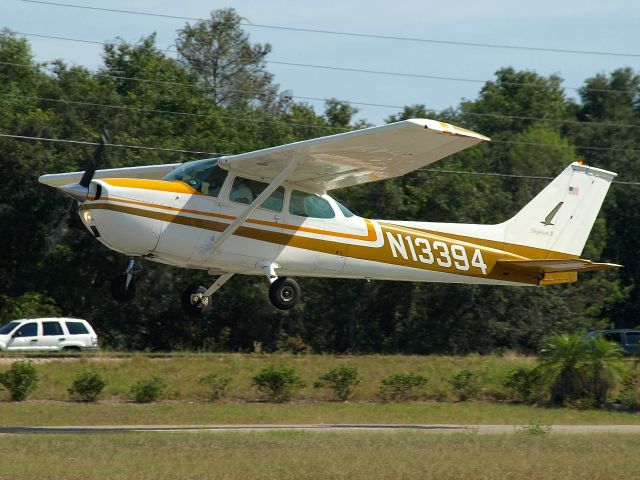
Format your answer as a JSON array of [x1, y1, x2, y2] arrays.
[[0, 318, 98, 352]]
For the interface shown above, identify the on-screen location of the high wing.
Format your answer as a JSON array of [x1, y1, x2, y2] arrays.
[[39, 119, 488, 190], [39, 163, 180, 187], [218, 119, 490, 191]]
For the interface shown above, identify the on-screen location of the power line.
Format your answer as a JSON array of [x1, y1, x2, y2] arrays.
[[0, 133, 227, 155], [13, 31, 637, 96], [17, 0, 640, 59], [420, 168, 640, 186], [3, 131, 638, 186], [2, 63, 640, 132]]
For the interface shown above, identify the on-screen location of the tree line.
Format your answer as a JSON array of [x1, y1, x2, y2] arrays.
[[0, 9, 638, 353]]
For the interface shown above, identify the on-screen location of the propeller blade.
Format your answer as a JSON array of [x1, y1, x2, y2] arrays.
[[79, 131, 109, 188]]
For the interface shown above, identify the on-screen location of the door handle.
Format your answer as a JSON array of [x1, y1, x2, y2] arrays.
[[58, 338, 66, 341], [29, 339, 37, 343]]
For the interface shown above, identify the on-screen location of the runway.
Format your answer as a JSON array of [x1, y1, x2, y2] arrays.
[[3, 424, 640, 434]]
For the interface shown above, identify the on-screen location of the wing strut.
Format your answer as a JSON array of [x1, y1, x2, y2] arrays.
[[208, 156, 299, 253]]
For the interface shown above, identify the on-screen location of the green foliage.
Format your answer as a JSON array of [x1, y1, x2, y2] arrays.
[[539, 333, 625, 406], [252, 364, 305, 402], [379, 372, 428, 401], [0, 361, 39, 401], [502, 366, 543, 404], [516, 423, 551, 435], [449, 370, 482, 401], [129, 376, 167, 403], [198, 373, 231, 401], [0, 20, 637, 356], [314, 365, 361, 401], [68, 371, 107, 402]]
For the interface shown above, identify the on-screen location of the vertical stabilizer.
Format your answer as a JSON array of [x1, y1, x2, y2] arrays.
[[503, 162, 616, 256]]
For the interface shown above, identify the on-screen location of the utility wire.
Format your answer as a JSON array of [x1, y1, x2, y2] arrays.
[[13, 32, 638, 96], [17, 0, 640, 59], [420, 168, 640, 186], [0, 133, 227, 155], [3, 90, 640, 135], [2, 132, 639, 185]]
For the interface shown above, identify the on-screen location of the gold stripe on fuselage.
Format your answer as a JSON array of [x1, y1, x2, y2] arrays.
[[82, 184, 575, 285]]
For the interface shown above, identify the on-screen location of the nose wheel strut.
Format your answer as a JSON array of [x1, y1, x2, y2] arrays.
[[110, 257, 139, 302]]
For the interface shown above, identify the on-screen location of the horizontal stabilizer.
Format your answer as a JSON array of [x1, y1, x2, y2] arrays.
[[496, 258, 621, 274]]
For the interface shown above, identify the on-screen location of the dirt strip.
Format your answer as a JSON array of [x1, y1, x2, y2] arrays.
[[2, 424, 640, 435]]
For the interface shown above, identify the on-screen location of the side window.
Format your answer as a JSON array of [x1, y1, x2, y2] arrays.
[[229, 177, 284, 212], [66, 322, 89, 335], [625, 332, 640, 346], [200, 166, 228, 197], [289, 190, 335, 219], [14, 322, 38, 338], [43, 322, 64, 336], [603, 332, 622, 343]]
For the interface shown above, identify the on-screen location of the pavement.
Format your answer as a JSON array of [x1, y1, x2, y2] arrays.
[[2, 424, 640, 435]]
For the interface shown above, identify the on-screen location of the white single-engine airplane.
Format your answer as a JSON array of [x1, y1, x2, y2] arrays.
[[40, 119, 620, 316]]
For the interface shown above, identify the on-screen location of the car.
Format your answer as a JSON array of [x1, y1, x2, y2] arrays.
[[584, 329, 640, 355], [0, 318, 98, 352]]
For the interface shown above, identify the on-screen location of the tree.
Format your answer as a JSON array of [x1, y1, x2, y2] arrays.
[[176, 8, 281, 111]]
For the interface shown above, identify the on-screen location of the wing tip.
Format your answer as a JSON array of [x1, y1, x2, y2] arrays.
[[405, 118, 491, 142]]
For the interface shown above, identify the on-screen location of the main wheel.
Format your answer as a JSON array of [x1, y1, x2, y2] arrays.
[[268, 277, 301, 310], [111, 275, 136, 302], [181, 283, 211, 317]]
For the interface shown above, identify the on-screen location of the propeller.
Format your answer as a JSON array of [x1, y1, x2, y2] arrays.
[[58, 131, 109, 202], [47, 130, 109, 250]]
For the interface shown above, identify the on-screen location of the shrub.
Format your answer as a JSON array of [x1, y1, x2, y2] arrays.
[[199, 373, 231, 401], [502, 366, 543, 404], [252, 364, 305, 402], [449, 369, 481, 401], [618, 365, 640, 410], [68, 371, 107, 402], [379, 372, 428, 401], [539, 333, 625, 406], [0, 360, 39, 401], [129, 376, 167, 403], [314, 365, 360, 401]]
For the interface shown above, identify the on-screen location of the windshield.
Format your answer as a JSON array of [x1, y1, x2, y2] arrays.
[[162, 158, 228, 197], [0, 321, 20, 335]]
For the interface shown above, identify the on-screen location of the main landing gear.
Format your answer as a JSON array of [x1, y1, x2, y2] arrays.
[[179, 262, 302, 316], [111, 257, 138, 302]]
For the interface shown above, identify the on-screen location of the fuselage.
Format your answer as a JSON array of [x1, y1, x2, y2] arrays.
[[77, 162, 575, 287]]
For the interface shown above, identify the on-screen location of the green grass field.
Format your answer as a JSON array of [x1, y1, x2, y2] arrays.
[[2, 400, 640, 427], [1, 352, 534, 402], [1, 431, 637, 480]]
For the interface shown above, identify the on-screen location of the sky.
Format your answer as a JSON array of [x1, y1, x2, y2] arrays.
[[2, 0, 640, 125]]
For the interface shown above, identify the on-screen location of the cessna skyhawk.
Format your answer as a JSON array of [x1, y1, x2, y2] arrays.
[[40, 119, 619, 315]]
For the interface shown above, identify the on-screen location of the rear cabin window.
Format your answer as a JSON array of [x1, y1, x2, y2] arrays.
[[289, 190, 335, 219], [229, 177, 285, 212], [625, 332, 640, 345], [66, 322, 89, 335], [43, 322, 64, 336], [14, 322, 37, 337]]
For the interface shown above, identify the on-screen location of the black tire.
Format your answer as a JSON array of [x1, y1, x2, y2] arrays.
[[181, 283, 211, 317], [111, 275, 136, 302], [268, 277, 301, 310]]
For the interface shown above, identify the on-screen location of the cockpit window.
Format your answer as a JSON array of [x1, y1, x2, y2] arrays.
[[289, 190, 335, 219], [162, 158, 228, 197], [229, 176, 285, 212], [336, 201, 355, 218]]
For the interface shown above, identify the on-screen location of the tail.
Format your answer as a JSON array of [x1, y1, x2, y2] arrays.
[[503, 162, 616, 257]]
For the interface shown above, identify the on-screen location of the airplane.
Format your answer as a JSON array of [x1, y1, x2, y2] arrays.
[[39, 119, 620, 316]]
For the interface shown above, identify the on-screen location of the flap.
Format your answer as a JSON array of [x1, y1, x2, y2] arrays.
[[496, 258, 621, 274]]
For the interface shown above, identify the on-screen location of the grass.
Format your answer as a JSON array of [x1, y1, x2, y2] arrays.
[[1, 431, 639, 480], [1, 401, 639, 427], [0, 352, 535, 402]]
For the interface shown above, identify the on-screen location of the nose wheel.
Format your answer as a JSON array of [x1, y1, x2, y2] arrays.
[[268, 277, 301, 310], [111, 257, 138, 302], [181, 283, 212, 317]]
